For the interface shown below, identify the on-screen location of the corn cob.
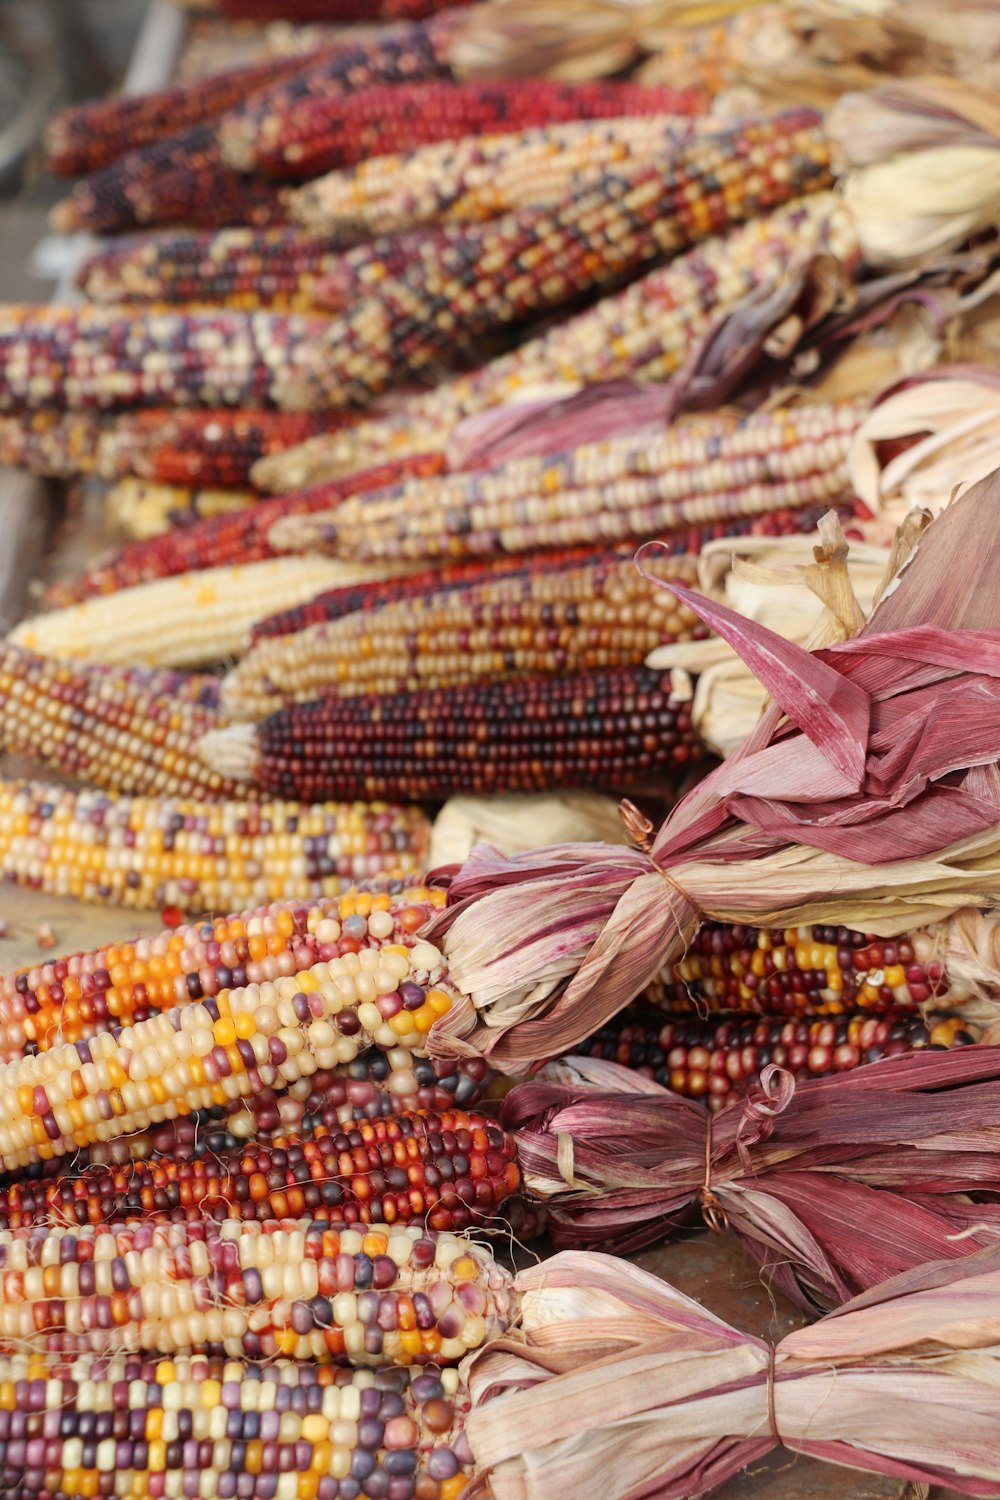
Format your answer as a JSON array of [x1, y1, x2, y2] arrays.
[[44, 52, 309, 175], [201, 664, 705, 803], [270, 402, 864, 565], [51, 120, 290, 235], [0, 410, 104, 479], [0, 888, 446, 1062], [249, 77, 706, 181], [219, 0, 474, 16], [652, 921, 961, 1018], [222, 551, 704, 721], [0, 641, 250, 800], [97, 409, 352, 488], [219, 18, 457, 174], [288, 114, 743, 238], [294, 113, 833, 411], [576, 1008, 977, 1109], [0, 781, 429, 917], [45, 454, 449, 607], [77, 226, 405, 314], [0, 305, 332, 413], [13, 556, 409, 670], [0, 1352, 475, 1500], [0, 1219, 514, 1366], [104, 480, 260, 543], [255, 192, 861, 493]]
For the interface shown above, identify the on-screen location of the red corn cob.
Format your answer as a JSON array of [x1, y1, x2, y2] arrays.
[[243, 77, 707, 180], [575, 1007, 977, 1109], [0, 1112, 522, 1232], [199, 665, 706, 803], [43, 453, 448, 606], [99, 409, 356, 487], [44, 52, 308, 176]]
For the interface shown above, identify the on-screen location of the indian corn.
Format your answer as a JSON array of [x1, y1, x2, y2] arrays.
[[104, 480, 259, 543], [0, 781, 429, 915], [254, 192, 861, 492], [268, 403, 864, 565], [96, 409, 352, 488], [0, 1219, 514, 1366], [13, 557, 411, 670], [199, 665, 706, 803], [221, 551, 704, 721]]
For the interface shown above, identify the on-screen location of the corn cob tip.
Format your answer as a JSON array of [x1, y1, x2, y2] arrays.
[[198, 724, 260, 779], [49, 198, 82, 234]]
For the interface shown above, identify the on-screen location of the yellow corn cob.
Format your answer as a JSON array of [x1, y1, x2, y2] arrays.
[[254, 192, 860, 493], [0, 779, 430, 915], [104, 478, 260, 541], [11, 556, 415, 669]]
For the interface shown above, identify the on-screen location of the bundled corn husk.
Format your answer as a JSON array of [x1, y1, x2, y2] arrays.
[[429, 793, 632, 869], [647, 519, 889, 755], [464, 1246, 1000, 1499], [424, 467, 1000, 1072], [503, 1051, 1000, 1309]]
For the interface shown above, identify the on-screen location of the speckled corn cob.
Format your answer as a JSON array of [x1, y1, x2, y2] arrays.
[[0, 888, 445, 1062], [270, 402, 864, 565], [44, 52, 308, 175], [292, 113, 833, 410], [249, 77, 705, 180], [576, 1008, 977, 1110], [0, 306, 331, 413], [13, 556, 406, 670], [96, 409, 353, 488], [0, 1352, 475, 1500], [201, 664, 705, 803], [0, 641, 249, 799], [0, 782, 429, 917], [255, 192, 861, 493], [104, 479, 260, 543], [0, 410, 104, 478], [44, 453, 448, 607], [222, 551, 704, 720], [288, 113, 756, 238], [0, 1219, 514, 1366], [651, 922, 959, 1016]]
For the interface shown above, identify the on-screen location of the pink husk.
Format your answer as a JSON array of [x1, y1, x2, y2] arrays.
[[463, 1246, 1000, 1500], [428, 471, 1000, 1069]]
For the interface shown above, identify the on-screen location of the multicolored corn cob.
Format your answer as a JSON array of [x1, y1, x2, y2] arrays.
[[0, 641, 249, 799], [200, 665, 705, 803], [652, 922, 959, 1017], [0, 410, 104, 479], [44, 52, 308, 175], [96, 408, 352, 488], [77, 226, 403, 314], [103, 480, 260, 543], [217, 0, 474, 17], [219, 18, 456, 173], [221, 551, 704, 721], [0, 1353, 475, 1500], [246, 77, 705, 180], [293, 112, 833, 410], [288, 113, 774, 238], [0, 1219, 514, 1365], [0, 305, 331, 413], [44, 454, 449, 607], [0, 888, 446, 1062], [0, 782, 429, 917], [270, 402, 864, 565], [254, 192, 861, 492], [13, 556, 407, 670], [576, 1007, 977, 1109]]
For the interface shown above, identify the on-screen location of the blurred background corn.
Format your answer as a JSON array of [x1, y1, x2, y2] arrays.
[[200, 664, 706, 803], [0, 306, 334, 413], [0, 1219, 514, 1366], [13, 556, 410, 670], [103, 479, 261, 543], [575, 1007, 977, 1109], [0, 887, 447, 1061], [221, 551, 704, 720], [0, 642, 249, 800], [97, 408, 352, 488], [255, 192, 861, 492], [248, 77, 705, 180], [44, 454, 449, 607], [0, 782, 430, 915], [0, 1352, 475, 1500], [269, 402, 864, 565]]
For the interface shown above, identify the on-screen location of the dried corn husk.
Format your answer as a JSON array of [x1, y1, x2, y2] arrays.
[[505, 1048, 1000, 1308], [465, 1246, 1000, 1499], [425, 468, 1000, 1071], [647, 522, 889, 755], [429, 793, 632, 869]]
